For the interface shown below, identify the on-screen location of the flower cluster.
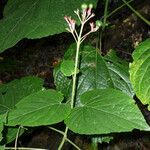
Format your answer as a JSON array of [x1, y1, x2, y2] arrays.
[[64, 4, 101, 43], [64, 16, 76, 33]]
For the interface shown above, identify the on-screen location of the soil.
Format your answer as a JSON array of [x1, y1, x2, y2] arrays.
[[0, 0, 150, 149]]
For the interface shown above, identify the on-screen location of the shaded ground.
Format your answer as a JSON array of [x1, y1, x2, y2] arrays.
[[0, 0, 150, 149]]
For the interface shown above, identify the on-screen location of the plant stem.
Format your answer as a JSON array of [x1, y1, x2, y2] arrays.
[[103, 0, 109, 30], [14, 126, 22, 150], [71, 22, 84, 108], [58, 127, 69, 150], [98, 30, 102, 53], [58, 22, 84, 150], [122, 0, 150, 26], [49, 127, 80, 150], [49, 126, 65, 135], [98, 0, 109, 52], [106, 0, 133, 19]]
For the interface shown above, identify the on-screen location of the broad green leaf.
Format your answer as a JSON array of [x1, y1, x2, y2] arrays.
[[103, 50, 134, 97], [0, 0, 97, 53], [65, 89, 149, 134], [0, 76, 43, 114], [8, 90, 70, 126], [0, 76, 43, 144], [130, 39, 150, 107], [61, 60, 79, 76], [54, 44, 134, 105]]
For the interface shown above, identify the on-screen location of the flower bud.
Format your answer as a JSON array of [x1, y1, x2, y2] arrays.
[[89, 4, 93, 9], [96, 20, 102, 27], [81, 3, 87, 10]]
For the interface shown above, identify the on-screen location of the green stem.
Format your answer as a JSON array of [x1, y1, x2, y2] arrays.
[[50, 127, 80, 150], [106, 0, 133, 19], [49, 126, 65, 135], [122, 0, 150, 26], [71, 22, 84, 108], [98, 0, 109, 52], [103, 0, 109, 30], [58, 22, 84, 150], [98, 30, 102, 53], [14, 126, 23, 150], [58, 127, 69, 150]]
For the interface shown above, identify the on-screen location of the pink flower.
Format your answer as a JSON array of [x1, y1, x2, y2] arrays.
[[64, 16, 76, 32], [90, 22, 99, 32], [87, 8, 92, 16], [89, 22, 94, 32]]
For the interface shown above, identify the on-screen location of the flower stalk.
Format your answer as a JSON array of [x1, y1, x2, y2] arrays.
[[58, 4, 101, 149]]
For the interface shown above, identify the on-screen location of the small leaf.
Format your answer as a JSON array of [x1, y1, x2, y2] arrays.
[[65, 89, 149, 134], [54, 65, 72, 99], [61, 60, 79, 76], [130, 39, 150, 107], [92, 136, 113, 144], [8, 90, 71, 126]]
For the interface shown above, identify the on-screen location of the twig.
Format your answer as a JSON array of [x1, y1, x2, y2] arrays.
[[106, 0, 134, 19], [122, 0, 150, 26], [49, 127, 81, 150], [15, 126, 23, 150]]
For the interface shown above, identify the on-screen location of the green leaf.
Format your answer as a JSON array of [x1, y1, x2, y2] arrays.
[[61, 60, 79, 76], [0, 76, 43, 114], [0, 116, 4, 142], [0, 0, 97, 53], [5, 127, 25, 144], [130, 39, 150, 107], [0, 114, 6, 143], [0, 145, 5, 150], [54, 44, 134, 105], [0, 76, 42, 143], [8, 89, 71, 126], [65, 89, 149, 134], [54, 65, 72, 100], [103, 50, 134, 97], [92, 135, 113, 144], [104, 49, 129, 71]]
